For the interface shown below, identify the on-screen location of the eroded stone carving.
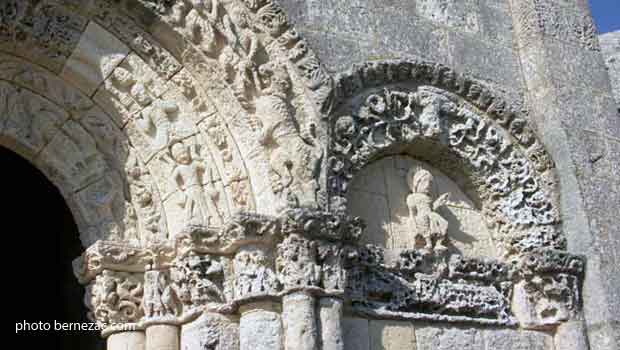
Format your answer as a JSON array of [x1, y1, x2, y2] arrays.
[[171, 141, 223, 228], [346, 244, 516, 325], [85, 270, 144, 328], [143, 269, 183, 322], [172, 254, 230, 315], [276, 234, 321, 291], [407, 168, 450, 253], [330, 63, 561, 258], [233, 245, 280, 300], [513, 249, 585, 329]]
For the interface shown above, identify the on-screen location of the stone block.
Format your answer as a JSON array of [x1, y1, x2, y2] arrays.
[[415, 325, 484, 350], [182, 313, 239, 350], [369, 320, 415, 350], [484, 329, 553, 350], [61, 21, 130, 96], [343, 318, 370, 350]]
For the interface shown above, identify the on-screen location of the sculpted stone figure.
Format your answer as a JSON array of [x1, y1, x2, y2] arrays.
[[143, 270, 182, 319], [223, 3, 260, 105], [112, 67, 152, 107], [407, 168, 450, 252], [254, 61, 321, 204], [186, 0, 221, 54], [171, 141, 222, 228], [137, 99, 179, 152]]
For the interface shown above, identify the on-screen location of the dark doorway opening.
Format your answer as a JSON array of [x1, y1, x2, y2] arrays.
[[2, 146, 105, 349]]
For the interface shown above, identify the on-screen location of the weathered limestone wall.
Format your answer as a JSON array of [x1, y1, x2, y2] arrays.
[[600, 31, 620, 111], [509, 1, 619, 349], [342, 318, 555, 350], [279, 0, 523, 94]]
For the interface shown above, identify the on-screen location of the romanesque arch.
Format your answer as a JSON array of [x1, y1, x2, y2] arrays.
[[1, 2, 593, 350], [326, 59, 584, 329]]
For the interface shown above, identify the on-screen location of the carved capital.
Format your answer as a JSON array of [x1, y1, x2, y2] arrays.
[[232, 244, 280, 303], [276, 234, 321, 292], [73, 240, 175, 284], [280, 207, 364, 242], [513, 249, 585, 329], [171, 253, 233, 316], [143, 270, 183, 325], [85, 270, 144, 335]]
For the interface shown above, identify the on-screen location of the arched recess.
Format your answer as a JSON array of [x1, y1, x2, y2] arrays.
[[3, 146, 105, 349], [328, 59, 564, 259], [1, 0, 332, 243]]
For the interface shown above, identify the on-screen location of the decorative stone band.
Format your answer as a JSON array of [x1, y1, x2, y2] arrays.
[[347, 245, 585, 327], [74, 209, 361, 336], [75, 209, 584, 336]]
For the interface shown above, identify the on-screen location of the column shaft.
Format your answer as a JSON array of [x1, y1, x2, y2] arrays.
[[319, 297, 344, 350], [107, 331, 146, 350], [239, 302, 283, 350], [282, 292, 319, 350], [146, 325, 179, 350]]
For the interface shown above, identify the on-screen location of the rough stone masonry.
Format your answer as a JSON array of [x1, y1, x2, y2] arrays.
[[0, 0, 618, 349]]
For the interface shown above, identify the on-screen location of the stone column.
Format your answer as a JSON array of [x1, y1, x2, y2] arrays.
[[239, 302, 283, 350], [277, 234, 321, 350], [319, 297, 344, 350], [146, 325, 179, 350], [143, 270, 181, 350], [233, 244, 282, 350], [282, 292, 319, 350], [107, 331, 146, 350]]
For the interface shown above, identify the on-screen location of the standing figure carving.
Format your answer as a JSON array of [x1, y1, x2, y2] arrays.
[[171, 141, 222, 228], [407, 168, 450, 253]]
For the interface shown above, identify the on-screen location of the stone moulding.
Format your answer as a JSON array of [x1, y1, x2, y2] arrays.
[[75, 208, 585, 335], [328, 59, 563, 259]]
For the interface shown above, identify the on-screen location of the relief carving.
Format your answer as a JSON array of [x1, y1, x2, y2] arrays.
[[330, 75, 560, 258], [254, 62, 322, 205], [171, 141, 223, 228], [143, 269, 183, 321], [126, 153, 166, 242], [233, 245, 280, 300], [172, 254, 229, 313], [85, 270, 144, 327], [513, 249, 585, 329], [407, 168, 450, 253], [276, 234, 321, 291]]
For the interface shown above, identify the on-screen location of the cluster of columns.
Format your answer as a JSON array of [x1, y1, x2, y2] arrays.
[[101, 231, 348, 350]]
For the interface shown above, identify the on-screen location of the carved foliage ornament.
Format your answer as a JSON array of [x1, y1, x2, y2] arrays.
[[85, 270, 144, 327], [329, 60, 562, 257]]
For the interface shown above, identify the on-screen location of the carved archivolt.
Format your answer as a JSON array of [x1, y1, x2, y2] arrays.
[[0, 0, 589, 340], [328, 59, 563, 258], [1, 0, 333, 247]]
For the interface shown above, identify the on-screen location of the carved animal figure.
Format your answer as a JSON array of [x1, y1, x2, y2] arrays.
[[254, 61, 321, 203]]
